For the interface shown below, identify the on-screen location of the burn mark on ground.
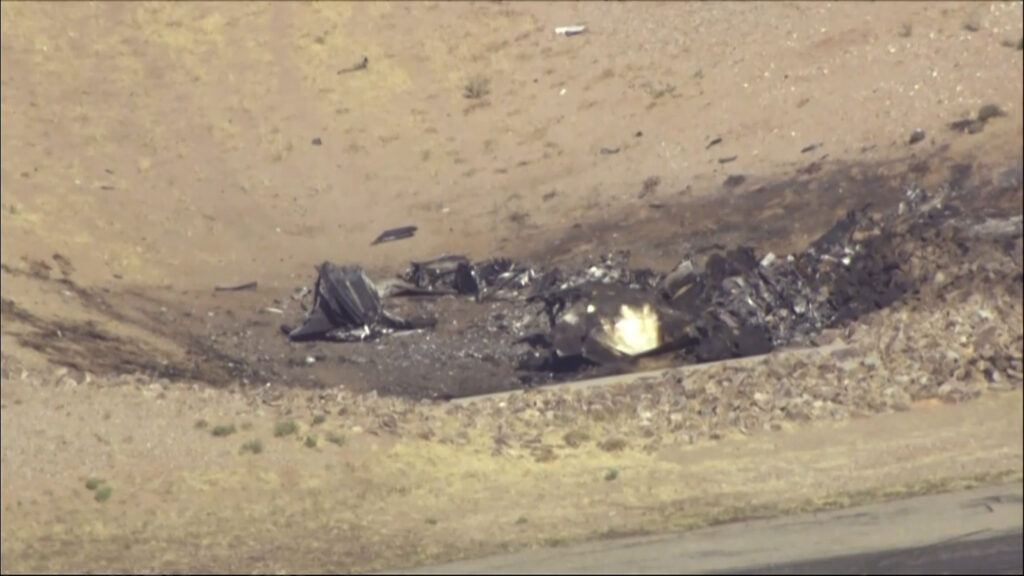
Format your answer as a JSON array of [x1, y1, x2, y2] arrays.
[[1, 154, 1020, 400]]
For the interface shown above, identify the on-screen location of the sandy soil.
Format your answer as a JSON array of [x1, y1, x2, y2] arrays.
[[1, 1, 1023, 573]]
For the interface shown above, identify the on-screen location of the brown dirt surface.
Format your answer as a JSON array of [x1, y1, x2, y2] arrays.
[[1, 1, 1023, 574]]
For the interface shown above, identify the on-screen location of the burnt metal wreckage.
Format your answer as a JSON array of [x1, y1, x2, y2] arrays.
[[285, 183, 1023, 379]]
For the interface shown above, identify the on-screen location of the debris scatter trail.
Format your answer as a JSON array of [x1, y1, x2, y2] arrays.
[[282, 182, 1023, 399]]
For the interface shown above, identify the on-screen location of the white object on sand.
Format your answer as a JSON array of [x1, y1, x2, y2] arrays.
[[555, 25, 587, 36]]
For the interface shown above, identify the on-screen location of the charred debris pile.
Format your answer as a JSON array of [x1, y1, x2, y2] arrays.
[[283, 185, 1023, 381]]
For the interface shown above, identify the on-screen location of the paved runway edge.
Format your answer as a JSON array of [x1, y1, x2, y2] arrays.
[[386, 483, 1024, 575], [720, 529, 1023, 575]]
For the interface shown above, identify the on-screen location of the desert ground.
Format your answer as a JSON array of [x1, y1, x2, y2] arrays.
[[1, 1, 1023, 573]]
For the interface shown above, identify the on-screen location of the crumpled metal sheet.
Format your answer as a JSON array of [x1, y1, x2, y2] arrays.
[[287, 262, 435, 343], [399, 255, 536, 301]]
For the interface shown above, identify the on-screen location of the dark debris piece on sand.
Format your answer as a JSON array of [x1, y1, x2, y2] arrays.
[[286, 262, 435, 343], [371, 225, 418, 246]]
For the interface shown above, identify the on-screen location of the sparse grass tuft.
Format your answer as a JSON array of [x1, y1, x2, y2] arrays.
[[605, 468, 620, 481], [194, 418, 209, 430], [274, 420, 299, 438], [312, 414, 327, 426], [463, 75, 491, 100], [84, 477, 112, 502], [304, 435, 318, 449], [240, 439, 264, 455], [211, 424, 236, 437], [94, 485, 113, 503], [326, 431, 346, 447]]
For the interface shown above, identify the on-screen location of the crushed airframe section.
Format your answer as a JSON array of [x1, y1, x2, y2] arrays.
[[399, 255, 537, 301], [286, 262, 436, 343], [284, 183, 1024, 390]]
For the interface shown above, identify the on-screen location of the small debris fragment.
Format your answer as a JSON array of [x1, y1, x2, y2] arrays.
[[371, 225, 418, 246], [706, 137, 722, 150], [311, 137, 323, 146], [723, 174, 746, 188], [214, 281, 258, 292], [718, 155, 738, 164], [800, 143, 822, 154], [599, 147, 621, 155], [554, 25, 586, 36], [908, 129, 926, 145], [976, 104, 1006, 123], [292, 286, 310, 301], [338, 56, 368, 75]]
